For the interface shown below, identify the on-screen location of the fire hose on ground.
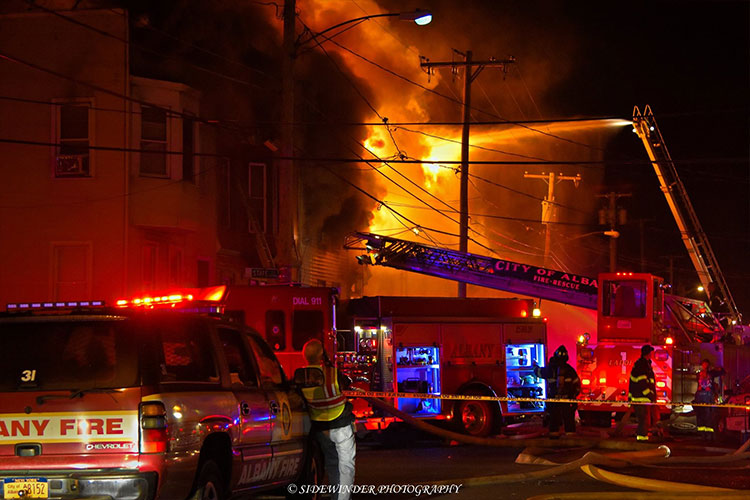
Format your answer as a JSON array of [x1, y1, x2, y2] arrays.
[[348, 390, 750, 495]]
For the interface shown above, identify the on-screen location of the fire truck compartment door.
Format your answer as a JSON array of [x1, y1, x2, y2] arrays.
[[503, 323, 545, 345], [393, 323, 439, 346], [441, 324, 503, 365]]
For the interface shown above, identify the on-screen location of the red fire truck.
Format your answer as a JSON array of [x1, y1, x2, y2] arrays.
[[344, 233, 750, 431], [119, 285, 338, 378], [337, 296, 548, 436]]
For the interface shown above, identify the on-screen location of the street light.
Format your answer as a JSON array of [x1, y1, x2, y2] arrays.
[[298, 9, 432, 48], [279, 3, 432, 283]]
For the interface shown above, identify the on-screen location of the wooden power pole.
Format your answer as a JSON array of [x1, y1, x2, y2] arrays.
[[420, 51, 515, 297]]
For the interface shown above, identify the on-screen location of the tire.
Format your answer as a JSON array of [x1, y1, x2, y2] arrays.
[[190, 460, 226, 500], [457, 399, 494, 437]]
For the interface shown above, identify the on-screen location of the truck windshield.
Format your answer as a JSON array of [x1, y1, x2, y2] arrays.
[[602, 280, 647, 318], [0, 319, 138, 391]]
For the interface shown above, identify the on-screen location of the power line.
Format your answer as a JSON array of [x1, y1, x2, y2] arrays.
[[21, 0, 265, 91], [325, 37, 615, 154], [0, 50, 248, 137]]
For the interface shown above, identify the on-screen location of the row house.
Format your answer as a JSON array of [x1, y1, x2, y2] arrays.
[[0, 5, 278, 305]]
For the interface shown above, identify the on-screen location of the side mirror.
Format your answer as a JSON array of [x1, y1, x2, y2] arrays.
[[293, 367, 324, 388]]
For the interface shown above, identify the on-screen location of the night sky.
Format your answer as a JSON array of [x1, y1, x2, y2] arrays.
[[122, 0, 748, 315], [378, 0, 749, 315]]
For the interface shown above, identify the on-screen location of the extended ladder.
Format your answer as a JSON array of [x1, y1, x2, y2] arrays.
[[633, 105, 739, 322]]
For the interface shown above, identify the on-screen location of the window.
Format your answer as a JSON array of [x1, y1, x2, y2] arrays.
[[140, 106, 168, 177], [218, 329, 258, 387], [247, 336, 284, 386], [197, 259, 210, 287], [182, 117, 195, 182], [142, 244, 158, 290], [52, 243, 91, 300], [0, 321, 138, 391], [248, 163, 267, 233], [218, 158, 231, 229], [602, 280, 647, 318], [248, 162, 277, 234], [169, 246, 182, 286], [265, 310, 286, 351], [292, 310, 324, 350], [56, 103, 90, 177], [156, 325, 218, 383]]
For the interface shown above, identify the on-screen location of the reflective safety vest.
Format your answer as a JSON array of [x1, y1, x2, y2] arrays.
[[628, 357, 656, 403], [301, 364, 347, 422]]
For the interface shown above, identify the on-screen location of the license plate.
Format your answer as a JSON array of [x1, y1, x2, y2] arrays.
[[3, 478, 49, 499]]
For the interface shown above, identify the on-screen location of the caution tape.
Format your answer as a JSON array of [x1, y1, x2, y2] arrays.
[[343, 390, 750, 410]]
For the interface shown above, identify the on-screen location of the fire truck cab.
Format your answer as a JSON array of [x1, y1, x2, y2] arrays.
[[576, 272, 749, 426], [219, 285, 338, 378], [338, 296, 548, 436]]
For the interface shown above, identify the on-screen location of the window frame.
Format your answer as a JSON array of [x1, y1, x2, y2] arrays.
[[217, 327, 261, 388], [139, 104, 170, 178], [50, 241, 92, 300], [52, 98, 95, 179]]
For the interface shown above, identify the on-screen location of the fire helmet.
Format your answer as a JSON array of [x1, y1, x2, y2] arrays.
[[554, 345, 569, 362]]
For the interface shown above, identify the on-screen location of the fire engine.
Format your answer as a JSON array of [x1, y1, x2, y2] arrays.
[[114, 285, 338, 378], [344, 232, 750, 429], [342, 106, 750, 431], [337, 296, 548, 436]]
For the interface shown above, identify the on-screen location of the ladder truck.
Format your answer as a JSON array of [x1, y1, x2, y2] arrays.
[[343, 232, 748, 430], [633, 105, 741, 326]]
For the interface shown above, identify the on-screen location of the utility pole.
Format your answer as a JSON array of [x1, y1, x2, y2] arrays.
[[420, 51, 515, 297], [280, 0, 299, 282], [597, 191, 631, 272], [523, 172, 581, 267]]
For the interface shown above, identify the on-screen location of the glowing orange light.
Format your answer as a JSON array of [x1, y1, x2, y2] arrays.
[[520, 310, 528, 317], [665, 337, 674, 345], [582, 379, 591, 386], [656, 381, 666, 388], [598, 377, 607, 385]]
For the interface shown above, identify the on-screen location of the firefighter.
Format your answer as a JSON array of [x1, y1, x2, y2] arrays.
[[695, 359, 726, 437], [301, 339, 356, 500], [535, 345, 580, 437], [629, 344, 658, 441]]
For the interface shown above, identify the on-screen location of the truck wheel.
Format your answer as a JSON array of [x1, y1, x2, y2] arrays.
[[191, 460, 226, 500], [458, 400, 494, 437], [289, 441, 324, 500]]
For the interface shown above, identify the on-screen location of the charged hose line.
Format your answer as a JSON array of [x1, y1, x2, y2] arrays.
[[580, 464, 736, 492], [361, 394, 655, 451], [427, 449, 670, 486], [527, 492, 750, 500]]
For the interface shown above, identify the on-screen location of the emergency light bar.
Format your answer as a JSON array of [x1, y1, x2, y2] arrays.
[[116, 286, 227, 310], [6, 300, 105, 312]]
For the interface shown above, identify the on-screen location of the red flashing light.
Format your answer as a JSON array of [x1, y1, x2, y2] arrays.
[[543, 317, 548, 322], [520, 310, 528, 318]]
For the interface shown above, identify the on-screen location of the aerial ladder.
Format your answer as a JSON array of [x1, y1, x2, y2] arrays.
[[345, 232, 598, 310], [632, 105, 740, 323], [345, 231, 723, 339]]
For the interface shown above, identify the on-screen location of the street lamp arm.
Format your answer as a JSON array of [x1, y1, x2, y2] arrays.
[[296, 9, 432, 49]]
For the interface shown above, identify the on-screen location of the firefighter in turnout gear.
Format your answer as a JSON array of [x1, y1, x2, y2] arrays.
[[301, 339, 356, 500], [535, 345, 581, 437], [629, 344, 658, 440], [695, 359, 726, 436]]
